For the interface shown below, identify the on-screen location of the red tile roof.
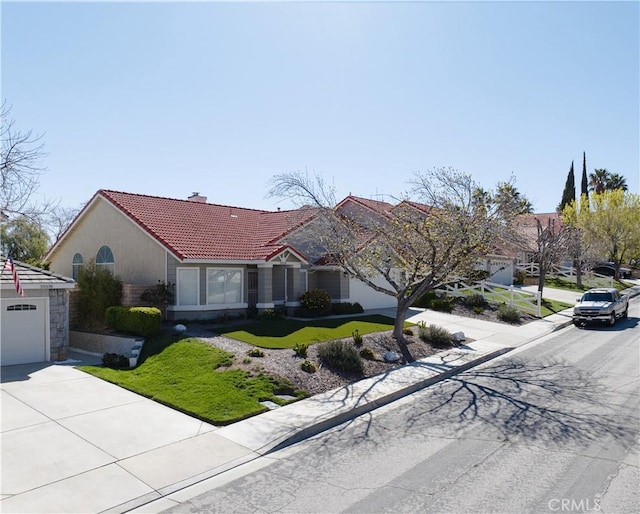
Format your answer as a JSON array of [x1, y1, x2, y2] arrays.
[[335, 195, 394, 216], [98, 190, 311, 262]]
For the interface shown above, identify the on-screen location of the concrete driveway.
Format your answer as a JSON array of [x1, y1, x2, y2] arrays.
[[0, 352, 254, 513]]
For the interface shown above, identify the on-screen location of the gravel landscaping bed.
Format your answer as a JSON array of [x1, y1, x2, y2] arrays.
[[175, 302, 536, 396], [185, 328, 443, 396], [180, 300, 535, 398]]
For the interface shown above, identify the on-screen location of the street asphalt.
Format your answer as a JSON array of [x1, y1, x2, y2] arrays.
[[1, 284, 638, 514]]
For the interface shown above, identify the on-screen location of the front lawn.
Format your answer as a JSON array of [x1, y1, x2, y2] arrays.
[[545, 276, 631, 292], [540, 298, 574, 316], [79, 333, 304, 425], [219, 314, 400, 349]]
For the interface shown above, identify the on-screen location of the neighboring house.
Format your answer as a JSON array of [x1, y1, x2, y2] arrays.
[[45, 190, 398, 322], [510, 212, 567, 265], [290, 195, 399, 308], [0, 259, 75, 365]]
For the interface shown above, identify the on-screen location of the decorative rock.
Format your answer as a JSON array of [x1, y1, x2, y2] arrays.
[[384, 351, 400, 363], [275, 394, 297, 402], [452, 331, 466, 343], [259, 400, 281, 411], [173, 324, 187, 332]]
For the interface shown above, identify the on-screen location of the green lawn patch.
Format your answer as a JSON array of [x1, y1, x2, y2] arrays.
[[79, 333, 304, 425], [484, 289, 572, 317], [219, 314, 399, 349], [540, 298, 574, 316], [545, 276, 630, 292]]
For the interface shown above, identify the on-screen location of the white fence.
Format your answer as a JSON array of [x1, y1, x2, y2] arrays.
[[515, 263, 613, 288], [437, 280, 541, 317]]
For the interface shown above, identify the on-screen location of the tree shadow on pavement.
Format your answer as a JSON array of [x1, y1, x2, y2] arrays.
[[400, 357, 638, 447]]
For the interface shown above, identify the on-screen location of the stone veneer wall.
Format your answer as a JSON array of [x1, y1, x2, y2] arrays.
[[49, 289, 70, 361], [122, 283, 151, 306]]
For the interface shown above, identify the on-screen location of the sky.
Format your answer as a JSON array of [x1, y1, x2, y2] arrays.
[[2, 0, 639, 216]]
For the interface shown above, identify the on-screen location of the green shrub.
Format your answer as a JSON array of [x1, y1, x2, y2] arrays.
[[140, 281, 174, 318], [417, 322, 453, 347], [352, 329, 363, 347], [102, 352, 129, 369], [261, 308, 284, 320], [293, 342, 309, 358], [77, 260, 123, 330], [105, 305, 127, 329], [246, 348, 265, 358], [359, 348, 376, 360], [513, 269, 527, 286], [105, 306, 162, 337], [413, 291, 455, 312], [412, 290, 437, 308], [331, 302, 364, 315], [300, 289, 332, 316], [472, 306, 484, 314], [497, 304, 521, 323], [317, 340, 364, 374], [430, 298, 455, 313], [465, 294, 487, 308], [300, 360, 317, 373], [242, 357, 252, 365]]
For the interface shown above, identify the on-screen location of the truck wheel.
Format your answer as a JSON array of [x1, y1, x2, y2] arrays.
[[608, 313, 616, 326]]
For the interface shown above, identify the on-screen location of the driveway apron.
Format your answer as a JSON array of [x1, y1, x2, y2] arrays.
[[0, 353, 251, 513]]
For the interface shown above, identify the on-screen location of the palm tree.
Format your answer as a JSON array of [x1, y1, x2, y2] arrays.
[[606, 173, 628, 191], [495, 181, 533, 214], [588, 169, 629, 193], [589, 169, 609, 194]]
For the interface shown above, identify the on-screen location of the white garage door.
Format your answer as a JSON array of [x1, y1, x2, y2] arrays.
[[1, 298, 49, 366]]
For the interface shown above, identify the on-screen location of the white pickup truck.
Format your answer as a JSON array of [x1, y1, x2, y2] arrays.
[[573, 287, 629, 327]]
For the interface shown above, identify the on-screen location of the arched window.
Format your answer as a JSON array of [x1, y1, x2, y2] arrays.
[[72, 253, 83, 281], [96, 246, 115, 274]]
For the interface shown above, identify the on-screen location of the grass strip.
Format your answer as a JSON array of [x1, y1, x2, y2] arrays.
[[218, 314, 398, 349], [544, 276, 630, 292]]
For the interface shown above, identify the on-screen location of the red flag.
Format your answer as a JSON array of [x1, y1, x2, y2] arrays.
[[4, 257, 25, 297]]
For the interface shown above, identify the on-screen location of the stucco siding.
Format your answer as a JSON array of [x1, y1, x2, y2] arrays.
[[348, 276, 398, 309], [49, 198, 166, 284]]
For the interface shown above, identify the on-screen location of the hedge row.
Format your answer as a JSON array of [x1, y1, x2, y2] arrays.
[[105, 306, 162, 337]]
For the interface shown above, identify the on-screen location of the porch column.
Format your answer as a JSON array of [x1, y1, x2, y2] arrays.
[[286, 263, 303, 308], [256, 264, 274, 310]]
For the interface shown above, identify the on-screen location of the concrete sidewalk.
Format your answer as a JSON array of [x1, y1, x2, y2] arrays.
[[2, 286, 638, 513]]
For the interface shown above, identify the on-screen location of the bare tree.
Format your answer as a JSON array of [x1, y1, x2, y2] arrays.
[[1, 101, 55, 220], [269, 168, 527, 362], [45, 204, 81, 241], [533, 216, 572, 295]]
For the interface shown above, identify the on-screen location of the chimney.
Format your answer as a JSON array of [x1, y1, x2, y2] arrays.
[[188, 192, 207, 203]]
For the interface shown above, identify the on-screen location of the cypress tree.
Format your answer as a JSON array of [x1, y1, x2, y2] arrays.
[[581, 151, 589, 198], [558, 161, 575, 212]]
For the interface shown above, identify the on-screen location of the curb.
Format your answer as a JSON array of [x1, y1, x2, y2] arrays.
[[264, 346, 514, 454]]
